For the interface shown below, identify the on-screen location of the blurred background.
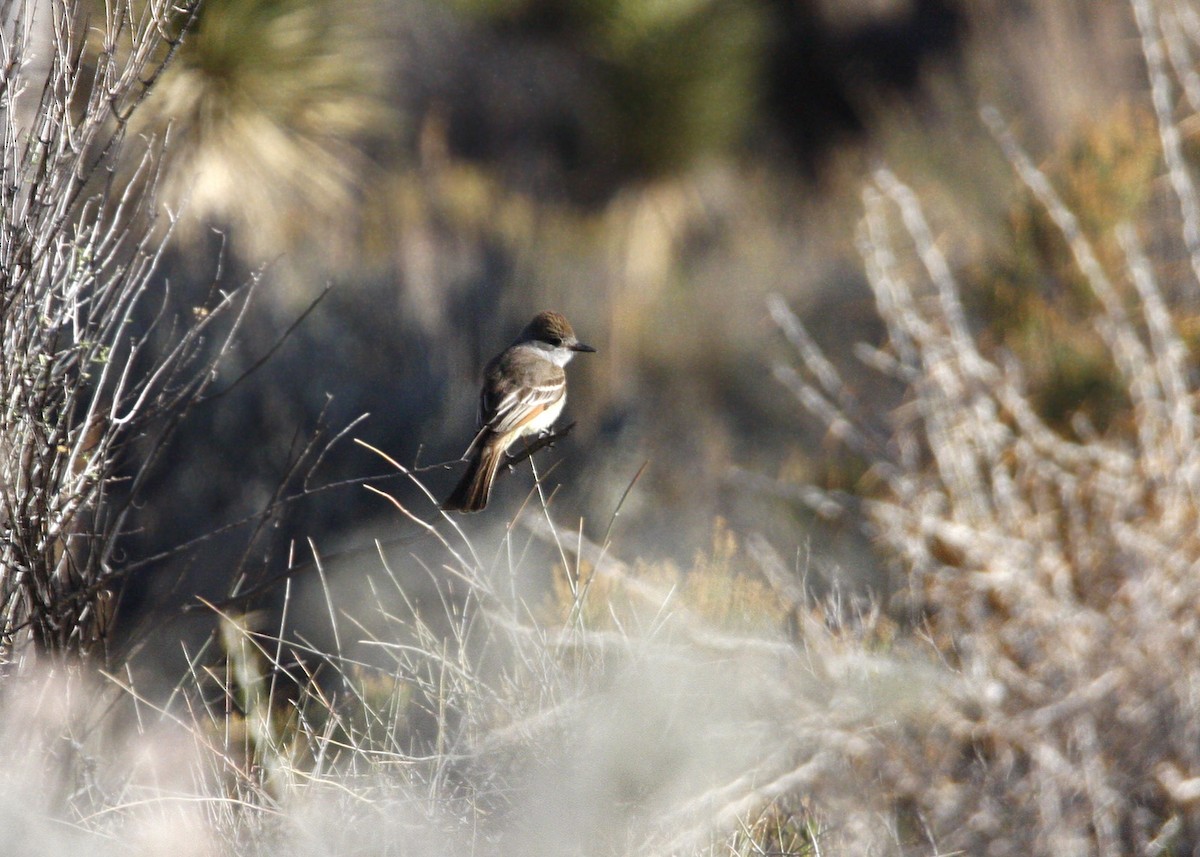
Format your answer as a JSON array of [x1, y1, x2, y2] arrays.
[[118, 0, 1145, 660]]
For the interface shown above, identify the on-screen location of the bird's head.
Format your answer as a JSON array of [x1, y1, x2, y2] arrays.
[[519, 310, 596, 354]]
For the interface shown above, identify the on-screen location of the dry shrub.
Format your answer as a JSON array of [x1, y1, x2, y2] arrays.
[[0, 0, 247, 662], [0, 669, 218, 856], [766, 3, 1200, 849], [966, 101, 1161, 433]]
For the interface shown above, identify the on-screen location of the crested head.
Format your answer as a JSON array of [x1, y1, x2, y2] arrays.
[[520, 311, 575, 345], [517, 311, 596, 356]]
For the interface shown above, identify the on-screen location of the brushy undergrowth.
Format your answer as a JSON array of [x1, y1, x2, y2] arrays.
[[764, 1, 1200, 849], [10, 0, 1200, 855], [0, 0, 244, 661]]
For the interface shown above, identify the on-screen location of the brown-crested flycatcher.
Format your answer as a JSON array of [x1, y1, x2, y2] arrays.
[[442, 311, 595, 512]]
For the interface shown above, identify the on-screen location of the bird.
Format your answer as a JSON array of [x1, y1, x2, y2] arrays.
[[442, 310, 596, 513]]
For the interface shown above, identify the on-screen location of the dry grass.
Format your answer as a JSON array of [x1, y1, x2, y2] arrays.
[[9, 0, 1200, 855], [0, 472, 940, 856]]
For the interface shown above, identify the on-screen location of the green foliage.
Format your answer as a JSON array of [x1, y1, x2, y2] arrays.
[[593, 0, 766, 177], [451, 0, 767, 178]]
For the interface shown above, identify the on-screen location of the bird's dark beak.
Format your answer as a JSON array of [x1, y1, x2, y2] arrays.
[[571, 341, 597, 353]]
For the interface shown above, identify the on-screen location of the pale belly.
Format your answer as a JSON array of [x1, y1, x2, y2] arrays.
[[520, 390, 566, 438]]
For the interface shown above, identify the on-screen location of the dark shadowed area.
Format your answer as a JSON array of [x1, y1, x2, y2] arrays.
[[115, 0, 1127, 660]]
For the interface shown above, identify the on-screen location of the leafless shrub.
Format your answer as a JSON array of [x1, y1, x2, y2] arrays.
[[0, 0, 265, 663], [763, 1, 1200, 850]]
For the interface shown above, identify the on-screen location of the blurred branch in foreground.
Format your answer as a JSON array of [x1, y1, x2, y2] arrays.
[[766, 61, 1200, 849]]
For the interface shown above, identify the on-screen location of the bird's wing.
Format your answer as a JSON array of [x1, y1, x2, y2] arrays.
[[460, 354, 565, 457], [483, 373, 564, 436]]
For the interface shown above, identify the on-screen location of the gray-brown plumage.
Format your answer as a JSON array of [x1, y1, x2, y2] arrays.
[[443, 311, 595, 512]]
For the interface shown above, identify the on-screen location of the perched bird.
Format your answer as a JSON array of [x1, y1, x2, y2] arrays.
[[442, 311, 595, 513]]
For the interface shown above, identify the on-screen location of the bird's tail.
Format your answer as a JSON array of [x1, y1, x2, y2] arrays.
[[441, 441, 506, 513]]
